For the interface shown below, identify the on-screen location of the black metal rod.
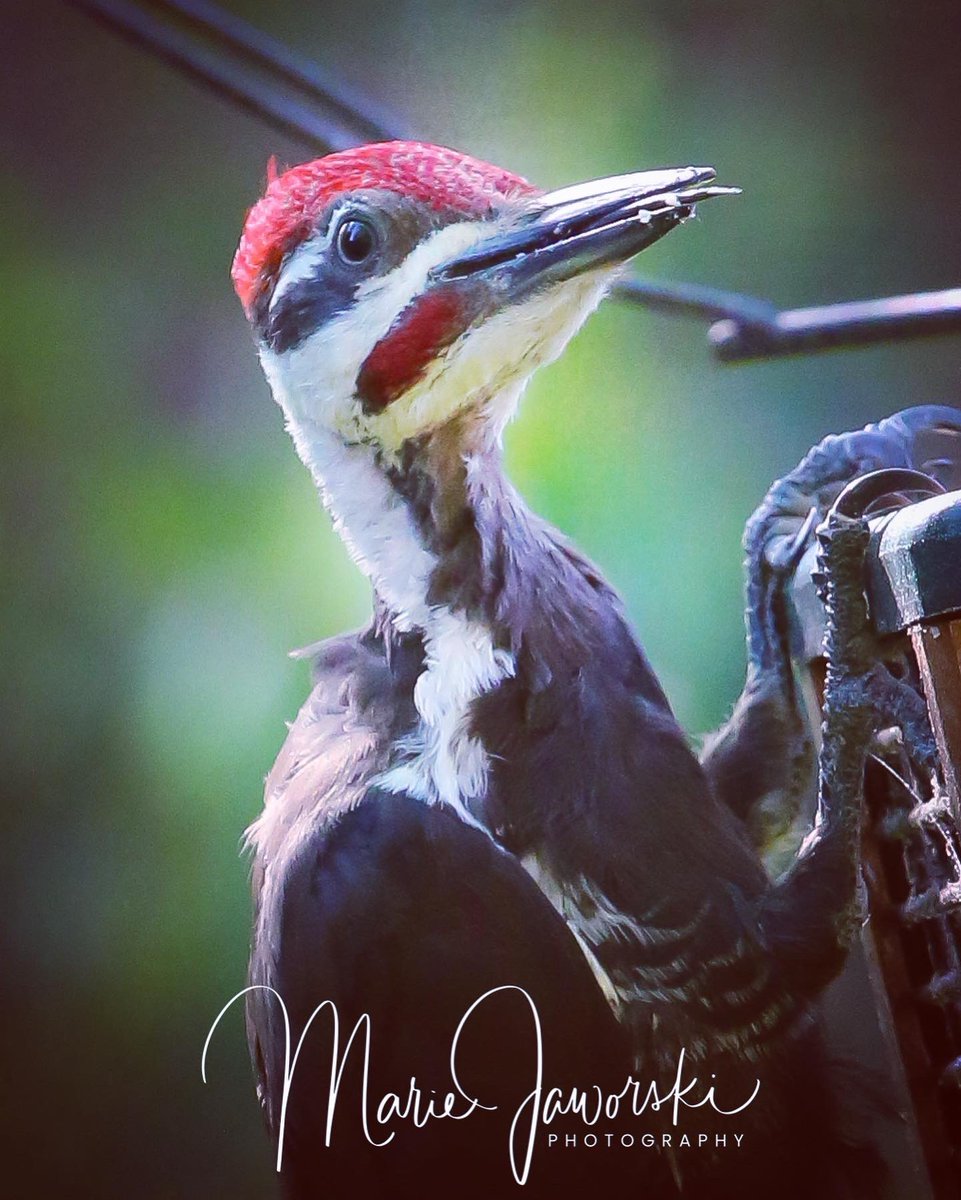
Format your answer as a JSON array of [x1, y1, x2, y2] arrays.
[[612, 276, 777, 326], [710, 288, 961, 363], [68, 0, 387, 152], [147, 0, 404, 143]]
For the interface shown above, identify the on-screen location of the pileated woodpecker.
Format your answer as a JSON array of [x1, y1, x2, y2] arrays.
[[230, 141, 923, 1198]]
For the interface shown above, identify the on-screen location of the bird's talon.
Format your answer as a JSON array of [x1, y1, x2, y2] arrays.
[[767, 506, 819, 577]]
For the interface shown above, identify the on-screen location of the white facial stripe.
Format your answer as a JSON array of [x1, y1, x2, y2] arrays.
[[268, 197, 379, 316], [260, 220, 487, 440], [268, 235, 327, 314]]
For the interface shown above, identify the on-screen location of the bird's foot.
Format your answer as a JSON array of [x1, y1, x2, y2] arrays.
[[745, 404, 961, 677]]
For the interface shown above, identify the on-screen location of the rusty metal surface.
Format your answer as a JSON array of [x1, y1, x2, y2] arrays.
[[862, 727, 961, 1198], [911, 622, 961, 829]]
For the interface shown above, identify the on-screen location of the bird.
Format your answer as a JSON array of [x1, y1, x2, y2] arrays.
[[230, 140, 902, 1199]]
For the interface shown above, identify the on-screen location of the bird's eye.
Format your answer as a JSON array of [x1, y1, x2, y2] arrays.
[[335, 217, 377, 265]]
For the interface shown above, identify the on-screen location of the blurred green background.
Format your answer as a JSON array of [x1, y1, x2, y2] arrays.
[[2, 1, 960, 1194]]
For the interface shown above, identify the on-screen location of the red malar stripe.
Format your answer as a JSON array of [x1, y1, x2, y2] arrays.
[[357, 288, 470, 412]]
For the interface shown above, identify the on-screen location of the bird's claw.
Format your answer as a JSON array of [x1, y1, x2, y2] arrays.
[[766, 506, 819, 578], [746, 406, 961, 673]]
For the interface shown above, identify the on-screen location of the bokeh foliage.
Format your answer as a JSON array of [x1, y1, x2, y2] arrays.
[[3, 1, 960, 1194]]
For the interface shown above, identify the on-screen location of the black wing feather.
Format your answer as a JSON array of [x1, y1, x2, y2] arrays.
[[250, 792, 635, 1199]]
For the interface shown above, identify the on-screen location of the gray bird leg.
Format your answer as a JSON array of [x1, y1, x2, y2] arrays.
[[755, 502, 876, 995]]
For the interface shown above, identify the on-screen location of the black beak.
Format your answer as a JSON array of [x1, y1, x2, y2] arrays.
[[432, 166, 738, 296]]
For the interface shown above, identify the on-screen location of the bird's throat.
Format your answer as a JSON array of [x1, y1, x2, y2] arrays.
[[291, 408, 516, 636]]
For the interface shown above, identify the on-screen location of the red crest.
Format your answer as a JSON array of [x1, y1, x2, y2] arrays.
[[231, 141, 537, 315]]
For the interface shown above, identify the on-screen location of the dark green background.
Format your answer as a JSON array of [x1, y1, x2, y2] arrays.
[[3, 1, 960, 1194]]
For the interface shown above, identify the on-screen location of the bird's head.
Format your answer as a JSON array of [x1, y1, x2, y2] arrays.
[[233, 141, 736, 461]]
